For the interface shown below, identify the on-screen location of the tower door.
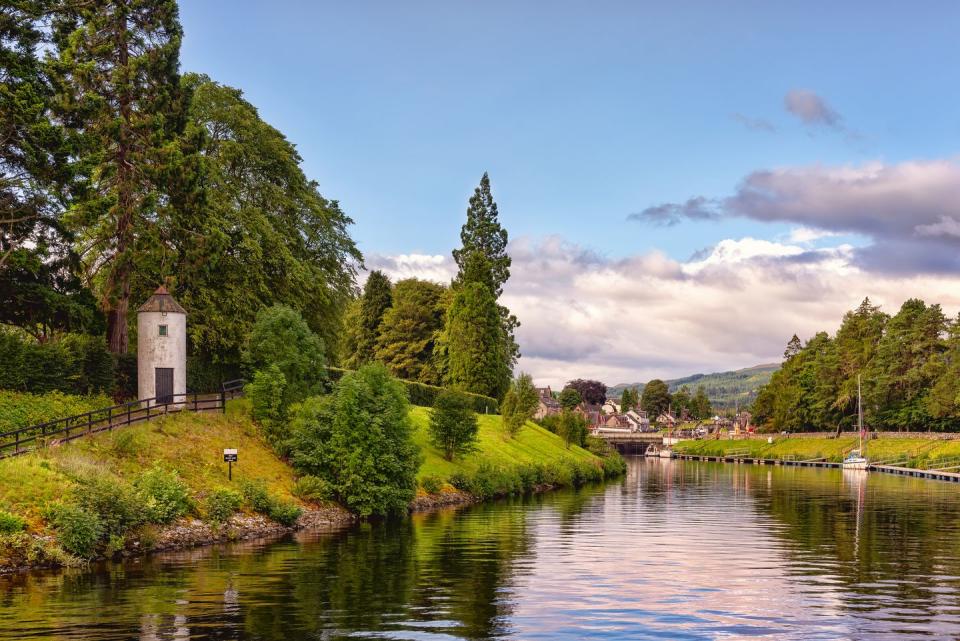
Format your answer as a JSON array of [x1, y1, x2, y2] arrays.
[[155, 368, 174, 404]]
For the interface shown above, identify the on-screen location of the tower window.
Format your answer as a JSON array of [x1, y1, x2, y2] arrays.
[[159, 325, 168, 337]]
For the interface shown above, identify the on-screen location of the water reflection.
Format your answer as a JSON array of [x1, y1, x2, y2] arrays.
[[3, 459, 960, 639]]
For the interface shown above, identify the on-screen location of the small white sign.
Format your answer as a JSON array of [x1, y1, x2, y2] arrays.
[[223, 448, 238, 462]]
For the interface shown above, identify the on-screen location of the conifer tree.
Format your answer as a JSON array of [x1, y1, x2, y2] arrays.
[[453, 172, 510, 296], [48, 0, 185, 353], [355, 270, 392, 365], [443, 273, 510, 399]]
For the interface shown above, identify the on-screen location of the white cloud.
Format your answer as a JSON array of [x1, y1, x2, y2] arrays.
[[369, 236, 960, 388], [787, 227, 840, 244], [364, 252, 455, 283]]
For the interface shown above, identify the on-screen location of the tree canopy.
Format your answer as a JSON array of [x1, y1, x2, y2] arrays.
[[641, 379, 671, 418], [566, 379, 607, 406]]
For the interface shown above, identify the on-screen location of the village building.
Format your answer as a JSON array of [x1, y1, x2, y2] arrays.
[[576, 403, 603, 430], [534, 386, 561, 420], [601, 400, 621, 415]]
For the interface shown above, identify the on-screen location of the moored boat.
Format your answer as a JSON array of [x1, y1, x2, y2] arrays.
[[842, 375, 870, 471]]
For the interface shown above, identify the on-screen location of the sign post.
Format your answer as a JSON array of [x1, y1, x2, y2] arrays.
[[223, 448, 238, 480]]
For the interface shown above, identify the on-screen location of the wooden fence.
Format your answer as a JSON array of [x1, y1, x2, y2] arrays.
[[0, 379, 245, 459]]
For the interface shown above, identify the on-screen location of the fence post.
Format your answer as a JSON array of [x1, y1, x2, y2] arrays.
[[107, 407, 112, 431], [221, 387, 226, 414], [87, 412, 92, 435]]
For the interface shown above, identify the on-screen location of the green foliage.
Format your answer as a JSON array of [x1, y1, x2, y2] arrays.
[[428, 390, 479, 460], [328, 367, 499, 414], [0, 510, 26, 535], [289, 364, 421, 517], [71, 474, 143, 537], [420, 475, 443, 494], [246, 365, 288, 450], [500, 373, 539, 438], [641, 379, 671, 418], [134, 467, 191, 525], [242, 305, 327, 404], [0, 333, 115, 396], [292, 475, 333, 502], [0, 390, 112, 435], [374, 278, 447, 384], [353, 270, 393, 367], [237, 478, 302, 526], [203, 488, 243, 524], [620, 387, 639, 412], [453, 173, 511, 297], [46, 503, 103, 559], [692, 385, 713, 419], [443, 280, 510, 400], [609, 364, 779, 411], [174, 74, 360, 367], [753, 298, 958, 432], [446, 455, 616, 500], [559, 387, 582, 411], [557, 410, 588, 448]]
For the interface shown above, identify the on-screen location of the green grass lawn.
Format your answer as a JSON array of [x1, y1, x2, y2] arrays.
[[409, 406, 598, 483], [674, 435, 960, 466]]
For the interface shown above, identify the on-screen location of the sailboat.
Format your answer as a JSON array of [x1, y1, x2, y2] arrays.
[[842, 375, 869, 471]]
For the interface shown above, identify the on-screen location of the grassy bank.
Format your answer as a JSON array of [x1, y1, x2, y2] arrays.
[[0, 401, 620, 569], [674, 436, 960, 467]]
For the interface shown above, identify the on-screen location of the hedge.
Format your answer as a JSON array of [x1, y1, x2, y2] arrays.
[[328, 367, 498, 414], [0, 332, 114, 396]]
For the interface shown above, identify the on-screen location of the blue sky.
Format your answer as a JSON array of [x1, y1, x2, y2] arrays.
[[179, 2, 960, 384]]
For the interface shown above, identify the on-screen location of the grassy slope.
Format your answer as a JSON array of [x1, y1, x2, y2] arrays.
[[0, 402, 603, 528], [675, 436, 960, 466], [410, 406, 597, 481]]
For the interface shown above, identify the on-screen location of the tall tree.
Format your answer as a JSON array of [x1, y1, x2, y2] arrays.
[[620, 387, 639, 412], [692, 385, 712, 419], [641, 379, 671, 418], [566, 379, 607, 405], [443, 274, 510, 400], [501, 373, 538, 438], [48, 0, 185, 353], [170, 75, 360, 367], [374, 278, 446, 384], [559, 387, 582, 411], [429, 389, 478, 460], [355, 270, 392, 366], [1, 2, 98, 339], [448, 173, 520, 372]]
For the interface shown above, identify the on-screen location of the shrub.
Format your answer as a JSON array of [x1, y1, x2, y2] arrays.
[[109, 429, 140, 456], [71, 473, 142, 536], [292, 475, 332, 502], [328, 367, 498, 414], [501, 373, 538, 438], [420, 475, 443, 494], [0, 390, 112, 435], [238, 478, 273, 514], [557, 410, 588, 448], [135, 467, 192, 524], [428, 390, 478, 461], [268, 502, 303, 526], [0, 510, 26, 535], [0, 532, 77, 567], [46, 503, 103, 558], [448, 471, 470, 492], [105, 534, 126, 557], [289, 364, 421, 517], [0, 332, 115, 396], [204, 488, 243, 524]]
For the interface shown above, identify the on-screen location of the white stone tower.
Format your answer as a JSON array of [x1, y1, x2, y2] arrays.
[[137, 286, 187, 406]]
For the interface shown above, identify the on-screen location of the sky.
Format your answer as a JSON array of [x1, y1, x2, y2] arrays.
[[180, 1, 960, 387]]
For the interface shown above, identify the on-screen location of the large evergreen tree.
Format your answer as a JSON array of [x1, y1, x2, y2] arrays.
[[354, 270, 392, 366], [443, 277, 510, 400], [49, 0, 185, 353]]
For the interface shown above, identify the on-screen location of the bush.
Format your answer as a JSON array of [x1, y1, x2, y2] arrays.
[[420, 475, 443, 494], [0, 332, 115, 396], [0, 390, 112, 435], [292, 475, 332, 502], [289, 364, 421, 517], [204, 488, 243, 524], [71, 473, 142, 536], [46, 503, 103, 558], [238, 478, 273, 514], [0, 510, 26, 534], [135, 467, 192, 524], [268, 501, 303, 526], [501, 374, 538, 438], [428, 390, 478, 461], [0, 531, 76, 567]]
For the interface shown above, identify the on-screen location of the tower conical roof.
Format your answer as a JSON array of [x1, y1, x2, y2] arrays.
[[137, 286, 186, 314]]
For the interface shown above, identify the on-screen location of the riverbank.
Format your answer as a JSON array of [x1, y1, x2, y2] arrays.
[[0, 401, 621, 573], [674, 434, 960, 467]]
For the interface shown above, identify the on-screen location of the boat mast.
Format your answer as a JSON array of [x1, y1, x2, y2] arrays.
[[857, 374, 863, 454]]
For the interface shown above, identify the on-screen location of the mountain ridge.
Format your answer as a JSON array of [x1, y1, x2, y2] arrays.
[[607, 363, 779, 410]]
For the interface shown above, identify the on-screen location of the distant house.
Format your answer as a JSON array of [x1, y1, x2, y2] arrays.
[[657, 412, 678, 428], [534, 386, 561, 420], [625, 410, 652, 432], [601, 400, 621, 415], [734, 411, 754, 433], [576, 403, 603, 429]]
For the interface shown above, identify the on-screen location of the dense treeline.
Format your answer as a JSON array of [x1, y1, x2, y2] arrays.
[[752, 298, 960, 432], [341, 173, 518, 402], [1, 0, 359, 391]]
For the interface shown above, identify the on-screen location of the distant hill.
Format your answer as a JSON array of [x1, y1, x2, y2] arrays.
[[607, 363, 779, 410]]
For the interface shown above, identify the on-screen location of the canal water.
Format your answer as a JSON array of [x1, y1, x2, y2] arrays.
[[3, 457, 960, 640]]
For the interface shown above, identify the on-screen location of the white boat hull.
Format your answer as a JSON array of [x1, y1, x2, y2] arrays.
[[842, 458, 869, 470], [659, 449, 674, 459]]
